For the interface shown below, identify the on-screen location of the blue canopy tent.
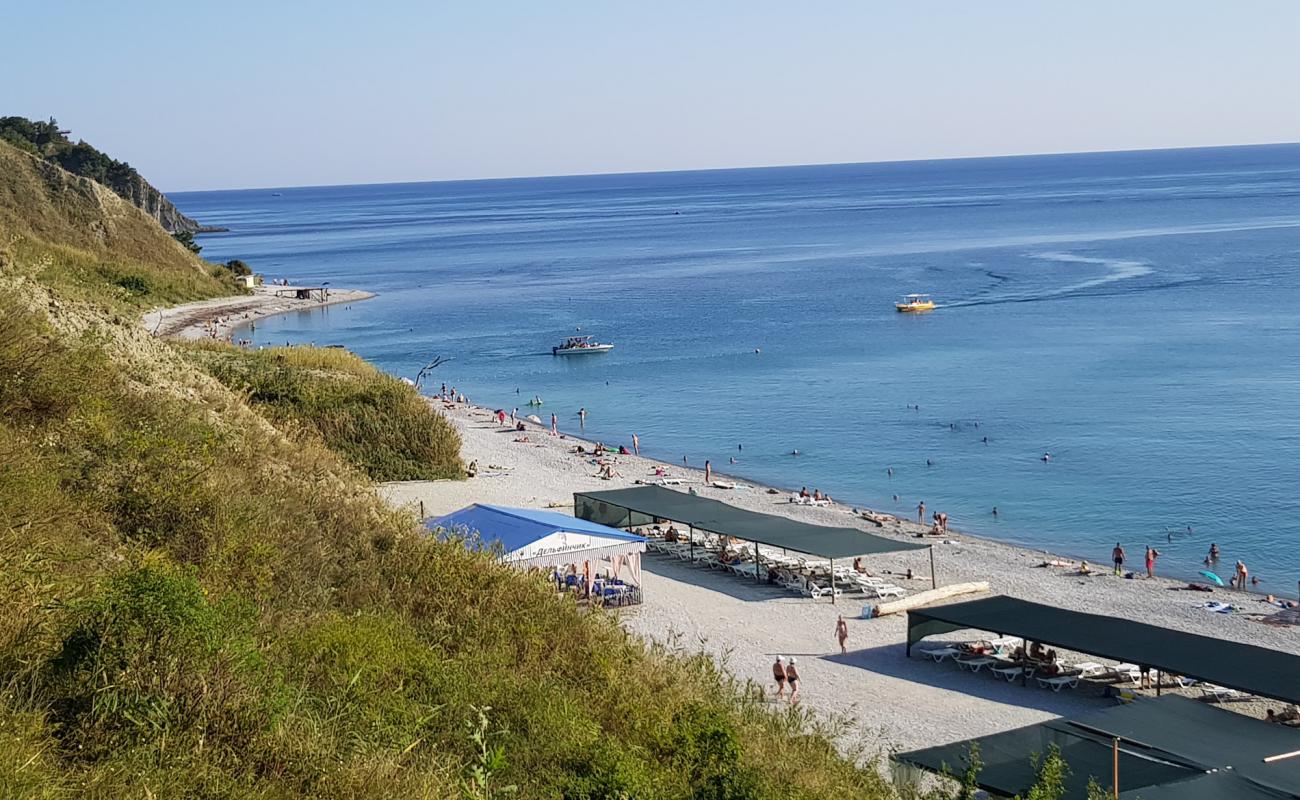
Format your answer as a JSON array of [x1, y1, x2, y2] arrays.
[[426, 504, 648, 586]]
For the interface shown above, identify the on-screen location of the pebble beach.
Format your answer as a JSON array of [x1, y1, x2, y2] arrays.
[[382, 399, 1300, 756]]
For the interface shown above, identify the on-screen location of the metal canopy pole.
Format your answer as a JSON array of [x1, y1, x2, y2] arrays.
[[929, 546, 937, 590], [689, 525, 694, 563], [1112, 737, 1119, 799], [830, 558, 836, 604], [754, 541, 760, 583]]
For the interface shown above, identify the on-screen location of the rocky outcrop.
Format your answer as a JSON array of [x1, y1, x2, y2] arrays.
[[108, 171, 226, 234], [0, 116, 227, 234]]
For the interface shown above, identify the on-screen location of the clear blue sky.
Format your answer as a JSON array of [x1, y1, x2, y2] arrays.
[[8, 0, 1299, 190]]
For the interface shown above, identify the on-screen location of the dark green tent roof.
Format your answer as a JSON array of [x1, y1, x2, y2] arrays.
[[906, 595, 1300, 705], [574, 485, 929, 560], [899, 696, 1300, 800], [1120, 772, 1300, 800]]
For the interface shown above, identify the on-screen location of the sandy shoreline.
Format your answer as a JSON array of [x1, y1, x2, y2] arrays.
[[142, 286, 375, 340], [384, 398, 1300, 756]]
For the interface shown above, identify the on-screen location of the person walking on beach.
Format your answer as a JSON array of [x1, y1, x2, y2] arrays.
[[835, 615, 849, 654], [772, 656, 787, 700], [632, 433, 640, 456], [1112, 543, 1126, 576], [550, 413, 558, 436], [704, 460, 712, 484], [1145, 546, 1160, 578], [785, 658, 801, 704], [917, 501, 926, 525]]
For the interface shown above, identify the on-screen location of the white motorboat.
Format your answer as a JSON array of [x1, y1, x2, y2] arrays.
[[552, 335, 614, 356]]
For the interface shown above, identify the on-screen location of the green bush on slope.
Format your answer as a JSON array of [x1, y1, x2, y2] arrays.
[[182, 342, 465, 481]]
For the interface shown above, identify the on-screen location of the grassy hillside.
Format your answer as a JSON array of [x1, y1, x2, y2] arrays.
[[0, 140, 898, 796], [0, 140, 236, 310], [182, 343, 464, 481]]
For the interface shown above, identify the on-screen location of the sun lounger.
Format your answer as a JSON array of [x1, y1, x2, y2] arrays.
[[1037, 673, 1081, 692], [1072, 661, 1105, 677], [864, 583, 905, 599], [1200, 684, 1243, 701], [1110, 663, 1140, 681], [956, 655, 1000, 673], [919, 646, 961, 663], [990, 636, 1023, 654], [991, 664, 1027, 682], [802, 583, 842, 600]]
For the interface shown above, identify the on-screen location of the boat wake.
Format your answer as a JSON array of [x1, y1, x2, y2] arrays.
[[940, 252, 1155, 308]]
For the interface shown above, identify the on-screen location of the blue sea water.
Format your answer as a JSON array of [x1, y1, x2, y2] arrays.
[[173, 145, 1300, 592]]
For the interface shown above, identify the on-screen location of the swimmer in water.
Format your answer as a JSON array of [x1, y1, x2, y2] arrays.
[[887, 467, 893, 477], [926, 459, 933, 467], [791, 449, 800, 456], [1041, 452, 1051, 462], [982, 436, 988, 444], [992, 506, 998, 516]]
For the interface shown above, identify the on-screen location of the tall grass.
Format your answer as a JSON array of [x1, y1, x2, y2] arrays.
[[0, 281, 900, 797], [0, 141, 237, 311], [181, 342, 464, 481]]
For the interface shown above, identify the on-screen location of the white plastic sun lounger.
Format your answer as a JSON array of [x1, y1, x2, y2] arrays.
[[1110, 663, 1140, 681], [991, 664, 1026, 682], [1036, 674, 1081, 692], [957, 655, 1000, 672], [990, 636, 1023, 653], [920, 646, 961, 663], [865, 584, 904, 599], [1200, 683, 1242, 701]]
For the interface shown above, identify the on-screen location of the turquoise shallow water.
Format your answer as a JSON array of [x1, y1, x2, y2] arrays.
[[173, 144, 1300, 592]]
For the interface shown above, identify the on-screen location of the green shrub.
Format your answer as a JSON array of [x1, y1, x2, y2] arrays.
[[182, 343, 464, 481]]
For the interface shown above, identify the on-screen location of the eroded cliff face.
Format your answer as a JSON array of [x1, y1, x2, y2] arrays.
[[0, 117, 225, 234], [109, 171, 219, 234]]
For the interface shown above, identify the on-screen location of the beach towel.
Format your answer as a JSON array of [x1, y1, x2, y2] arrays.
[[1200, 601, 1234, 614]]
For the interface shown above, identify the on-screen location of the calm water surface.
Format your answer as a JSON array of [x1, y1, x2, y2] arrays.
[[173, 145, 1300, 592]]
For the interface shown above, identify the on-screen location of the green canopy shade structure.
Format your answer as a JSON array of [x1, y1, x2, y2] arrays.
[[898, 696, 1300, 800], [574, 485, 929, 560], [907, 595, 1300, 706]]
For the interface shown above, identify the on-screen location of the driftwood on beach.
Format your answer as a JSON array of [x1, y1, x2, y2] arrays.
[[870, 581, 990, 617]]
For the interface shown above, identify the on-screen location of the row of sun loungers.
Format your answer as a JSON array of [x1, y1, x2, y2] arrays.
[[644, 533, 908, 600], [918, 642, 1246, 698]]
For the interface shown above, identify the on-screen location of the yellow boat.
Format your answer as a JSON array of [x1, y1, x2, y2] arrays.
[[895, 293, 936, 313]]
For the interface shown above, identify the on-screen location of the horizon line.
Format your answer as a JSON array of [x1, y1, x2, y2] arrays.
[[166, 138, 1300, 195]]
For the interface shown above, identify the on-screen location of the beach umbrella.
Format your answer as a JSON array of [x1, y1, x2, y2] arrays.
[[526, 414, 542, 424], [1198, 570, 1225, 586]]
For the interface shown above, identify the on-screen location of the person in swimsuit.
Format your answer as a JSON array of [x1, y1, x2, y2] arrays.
[[772, 656, 787, 699], [786, 658, 800, 704], [917, 501, 926, 525], [1234, 560, 1249, 589], [1145, 546, 1159, 578], [836, 615, 849, 654], [1112, 543, 1125, 576]]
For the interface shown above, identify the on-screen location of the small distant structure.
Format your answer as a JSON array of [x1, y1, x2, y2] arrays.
[[273, 286, 331, 302], [234, 274, 257, 289]]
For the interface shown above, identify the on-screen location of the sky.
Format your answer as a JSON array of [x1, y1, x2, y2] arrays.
[[6, 1, 1299, 191]]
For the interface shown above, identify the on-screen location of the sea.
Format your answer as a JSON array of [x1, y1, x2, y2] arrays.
[[173, 144, 1300, 593]]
